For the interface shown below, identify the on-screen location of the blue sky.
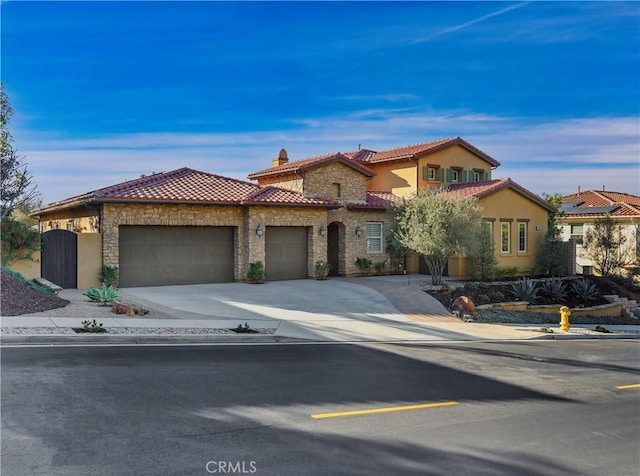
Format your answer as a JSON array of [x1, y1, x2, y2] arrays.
[[2, 1, 639, 205]]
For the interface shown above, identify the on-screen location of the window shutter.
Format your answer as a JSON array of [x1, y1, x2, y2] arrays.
[[438, 168, 445, 182], [446, 169, 452, 182], [422, 166, 428, 181], [461, 170, 468, 182], [483, 171, 489, 180]]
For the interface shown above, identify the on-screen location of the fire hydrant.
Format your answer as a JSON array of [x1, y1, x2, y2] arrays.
[[559, 306, 571, 332]]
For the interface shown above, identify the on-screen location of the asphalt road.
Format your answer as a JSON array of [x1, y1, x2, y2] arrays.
[[1, 340, 639, 476]]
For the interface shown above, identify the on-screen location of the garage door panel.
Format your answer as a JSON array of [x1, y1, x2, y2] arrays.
[[119, 226, 234, 287], [265, 226, 308, 281]]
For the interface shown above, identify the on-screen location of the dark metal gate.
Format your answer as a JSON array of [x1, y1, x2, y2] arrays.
[[41, 229, 77, 288]]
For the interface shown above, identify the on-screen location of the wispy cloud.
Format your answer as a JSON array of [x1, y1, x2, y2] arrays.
[[411, 2, 532, 44], [19, 110, 638, 204]]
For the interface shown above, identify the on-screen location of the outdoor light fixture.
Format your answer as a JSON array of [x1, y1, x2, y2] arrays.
[[355, 225, 363, 237], [319, 225, 326, 237], [255, 224, 263, 237]]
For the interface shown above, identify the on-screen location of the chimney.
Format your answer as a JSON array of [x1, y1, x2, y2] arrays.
[[578, 186, 581, 195], [272, 148, 289, 167]]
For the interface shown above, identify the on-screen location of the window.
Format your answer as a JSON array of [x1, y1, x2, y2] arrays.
[[501, 222, 510, 253], [483, 220, 493, 242], [366, 222, 383, 253], [570, 224, 584, 244], [474, 170, 482, 182], [451, 169, 460, 183], [518, 222, 527, 253], [423, 165, 440, 181], [331, 183, 341, 198]]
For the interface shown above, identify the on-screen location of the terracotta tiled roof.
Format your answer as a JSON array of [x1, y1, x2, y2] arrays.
[[347, 191, 403, 210], [34, 167, 339, 215], [561, 190, 640, 218], [361, 136, 501, 167], [247, 152, 376, 180], [242, 187, 340, 207], [447, 178, 556, 212]]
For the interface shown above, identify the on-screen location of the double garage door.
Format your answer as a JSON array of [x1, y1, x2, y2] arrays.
[[119, 226, 234, 287], [118, 225, 309, 287]]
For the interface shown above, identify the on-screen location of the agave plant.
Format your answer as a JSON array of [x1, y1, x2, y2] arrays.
[[510, 277, 539, 303], [539, 278, 568, 302], [570, 279, 600, 303], [83, 284, 121, 306]]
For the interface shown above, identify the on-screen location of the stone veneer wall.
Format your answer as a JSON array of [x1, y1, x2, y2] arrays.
[[304, 163, 368, 203], [245, 206, 328, 278], [327, 207, 393, 275], [101, 203, 245, 279], [254, 173, 303, 194]]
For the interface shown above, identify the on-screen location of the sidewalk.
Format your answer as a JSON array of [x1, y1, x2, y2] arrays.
[[2, 275, 639, 345]]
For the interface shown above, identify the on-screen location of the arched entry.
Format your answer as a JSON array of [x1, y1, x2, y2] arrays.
[[327, 222, 344, 275]]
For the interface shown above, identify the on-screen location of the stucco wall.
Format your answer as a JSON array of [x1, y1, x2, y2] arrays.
[[304, 162, 368, 203], [365, 145, 495, 197], [77, 233, 102, 289], [38, 209, 100, 234], [365, 161, 416, 197], [479, 188, 549, 275], [416, 145, 493, 189], [7, 251, 41, 281]]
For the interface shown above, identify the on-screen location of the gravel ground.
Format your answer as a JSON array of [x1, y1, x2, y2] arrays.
[[1, 269, 70, 316], [1, 327, 276, 335]]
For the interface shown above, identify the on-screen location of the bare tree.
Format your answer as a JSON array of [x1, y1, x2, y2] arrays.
[[582, 215, 633, 276], [1, 83, 40, 220]]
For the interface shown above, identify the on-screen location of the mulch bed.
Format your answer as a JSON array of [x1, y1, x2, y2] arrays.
[[1, 270, 70, 316], [427, 276, 627, 310]]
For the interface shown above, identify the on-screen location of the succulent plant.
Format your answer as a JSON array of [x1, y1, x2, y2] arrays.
[[510, 277, 539, 303], [539, 278, 568, 302], [571, 279, 600, 303]]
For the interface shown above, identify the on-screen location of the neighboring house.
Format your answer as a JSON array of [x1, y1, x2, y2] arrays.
[[33, 137, 554, 288], [558, 190, 640, 272]]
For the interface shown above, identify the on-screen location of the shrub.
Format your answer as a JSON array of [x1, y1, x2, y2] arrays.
[[83, 284, 120, 305], [374, 260, 387, 274], [355, 257, 372, 274], [246, 261, 265, 283], [99, 265, 119, 288], [488, 290, 505, 302], [81, 319, 105, 333], [476, 294, 491, 304], [510, 277, 539, 303], [539, 278, 568, 302], [314, 260, 331, 280], [570, 279, 600, 303], [233, 323, 255, 333], [495, 266, 519, 280]]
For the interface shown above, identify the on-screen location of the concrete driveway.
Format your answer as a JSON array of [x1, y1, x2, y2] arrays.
[[119, 276, 477, 342]]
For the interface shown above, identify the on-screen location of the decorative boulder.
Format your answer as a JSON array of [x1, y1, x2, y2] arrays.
[[451, 296, 476, 313]]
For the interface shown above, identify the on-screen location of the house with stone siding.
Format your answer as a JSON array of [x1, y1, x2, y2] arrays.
[[32, 136, 554, 288]]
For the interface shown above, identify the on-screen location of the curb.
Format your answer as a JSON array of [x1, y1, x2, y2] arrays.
[[0, 333, 286, 346]]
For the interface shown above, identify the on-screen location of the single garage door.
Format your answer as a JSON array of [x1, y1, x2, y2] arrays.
[[119, 226, 234, 287], [265, 226, 308, 280]]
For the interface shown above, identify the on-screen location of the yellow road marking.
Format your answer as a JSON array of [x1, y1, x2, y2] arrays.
[[616, 384, 640, 390], [311, 401, 458, 419]]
